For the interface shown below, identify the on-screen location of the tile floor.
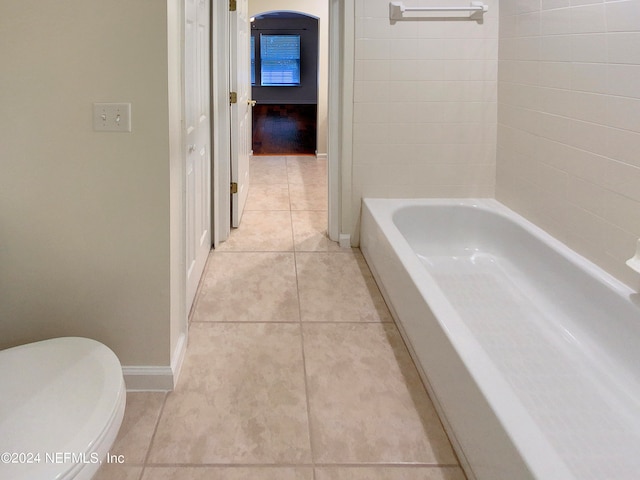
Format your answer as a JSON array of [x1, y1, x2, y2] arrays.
[[96, 156, 466, 480]]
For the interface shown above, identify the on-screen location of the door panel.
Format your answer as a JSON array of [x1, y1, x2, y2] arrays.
[[230, 0, 251, 228], [185, 0, 211, 309]]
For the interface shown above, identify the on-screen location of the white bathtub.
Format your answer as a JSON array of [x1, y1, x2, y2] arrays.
[[360, 198, 640, 480]]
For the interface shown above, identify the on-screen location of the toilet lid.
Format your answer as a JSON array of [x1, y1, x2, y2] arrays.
[[0, 337, 125, 480]]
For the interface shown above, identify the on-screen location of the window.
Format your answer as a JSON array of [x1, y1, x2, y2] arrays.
[[250, 36, 256, 85], [260, 34, 300, 86]]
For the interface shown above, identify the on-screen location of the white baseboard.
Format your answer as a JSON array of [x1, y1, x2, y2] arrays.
[[339, 233, 351, 248], [316, 152, 328, 160], [122, 332, 187, 392], [170, 331, 187, 388], [122, 366, 174, 391]]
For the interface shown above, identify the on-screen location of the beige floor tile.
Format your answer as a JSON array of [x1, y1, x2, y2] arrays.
[[287, 156, 327, 185], [110, 392, 166, 463], [303, 323, 457, 464], [94, 465, 143, 480], [296, 251, 392, 322], [292, 211, 342, 252], [250, 156, 288, 184], [289, 184, 327, 211], [147, 323, 311, 464], [245, 184, 290, 211], [192, 252, 299, 323], [315, 467, 466, 480], [142, 467, 313, 480], [216, 211, 293, 251]]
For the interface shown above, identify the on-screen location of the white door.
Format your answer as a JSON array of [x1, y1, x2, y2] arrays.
[[185, 0, 211, 308], [230, 0, 251, 227]]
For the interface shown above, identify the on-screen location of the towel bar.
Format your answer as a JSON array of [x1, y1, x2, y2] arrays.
[[389, 1, 488, 20]]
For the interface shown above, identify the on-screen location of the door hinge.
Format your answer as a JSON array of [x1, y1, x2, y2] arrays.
[[229, 0, 237, 12], [230, 182, 238, 194], [230, 91, 237, 104]]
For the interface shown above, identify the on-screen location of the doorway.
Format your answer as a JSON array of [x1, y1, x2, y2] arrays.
[[210, 0, 347, 246], [250, 11, 319, 156]]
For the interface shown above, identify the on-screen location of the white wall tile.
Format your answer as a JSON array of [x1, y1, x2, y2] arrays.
[[605, 127, 640, 167], [517, 12, 541, 36], [571, 33, 607, 63], [540, 8, 573, 35], [354, 60, 390, 81], [605, 191, 640, 233], [516, 0, 543, 14], [352, 5, 498, 237], [539, 35, 573, 61], [355, 39, 391, 59], [567, 119, 609, 155], [570, 91, 608, 123], [607, 64, 640, 98], [605, 160, 640, 201], [608, 33, 640, 64], [538, 87, 574, 116], [571, 0, 603, 6], [570, 4, 606, 33], [570, 62, 608, 93], [567, 177, 607, 216], [543, 0, 571, 9], [497, 0, 640, 288], [606, 0, 640, 32], [606, 95, 640, 133], [539, 61, 573, 88]]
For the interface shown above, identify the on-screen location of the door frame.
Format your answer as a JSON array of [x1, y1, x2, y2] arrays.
[[210, 0, 355, 244], [211, 0, 232, 246]]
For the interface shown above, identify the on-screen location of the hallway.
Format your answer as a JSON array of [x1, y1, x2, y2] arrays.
[[96, 156, 465, 480]]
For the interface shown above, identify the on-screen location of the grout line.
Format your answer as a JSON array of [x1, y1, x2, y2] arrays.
[[213, 249, 349, 254], [130, 462, 462, 468], [190, 320, 394, 325], [139, 391, 170, 477], [290, 166, 318, 480]]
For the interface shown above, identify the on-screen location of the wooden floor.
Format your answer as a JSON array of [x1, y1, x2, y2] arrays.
[[252, 104, 317, 155]]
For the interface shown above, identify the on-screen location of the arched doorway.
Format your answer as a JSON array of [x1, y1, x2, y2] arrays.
[[250, 11, 319, 155]]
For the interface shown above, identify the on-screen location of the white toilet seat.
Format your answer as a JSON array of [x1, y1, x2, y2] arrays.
[[0, 337, 126, 480]]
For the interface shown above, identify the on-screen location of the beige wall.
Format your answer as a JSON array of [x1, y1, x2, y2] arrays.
[[349, 0, 498, 240], [497, 0, 640, 289], [249, 0, 329, 155], [0, 0, 173, 365]]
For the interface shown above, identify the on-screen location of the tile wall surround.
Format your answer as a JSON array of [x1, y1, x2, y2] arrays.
[[351, 0, 640, 288], [497, 0, 640, 288], [351, 0, 499, 240]]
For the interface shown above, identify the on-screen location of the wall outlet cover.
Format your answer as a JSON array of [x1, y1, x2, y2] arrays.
[[93, 103, 131, 132]]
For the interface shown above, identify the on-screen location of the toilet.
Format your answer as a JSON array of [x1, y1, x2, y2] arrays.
[[0, 337, 126, 480]]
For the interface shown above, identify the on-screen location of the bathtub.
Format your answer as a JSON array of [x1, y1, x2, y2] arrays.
[[360, 198, 640, 480]]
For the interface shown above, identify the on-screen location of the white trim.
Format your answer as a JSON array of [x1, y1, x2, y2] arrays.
[[168, 0, 188, 385], [170, 331, 187, 388], [327, 0, 341, 242], [211, 0, 231, 246], [123, 366, 174, 391], [123, 332, 187, 392], [340, 0, 355, 244], [214, 2, 347, 243], [339, 233, 352, 248], [327, 0, 354, 243], [316, 152, 328, 161]]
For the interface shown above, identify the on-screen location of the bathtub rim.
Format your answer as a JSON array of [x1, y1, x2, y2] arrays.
[[360, 197, 640, 480]]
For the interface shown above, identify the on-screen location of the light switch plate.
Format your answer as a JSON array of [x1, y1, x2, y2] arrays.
[[93, 103, 131, 132]]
